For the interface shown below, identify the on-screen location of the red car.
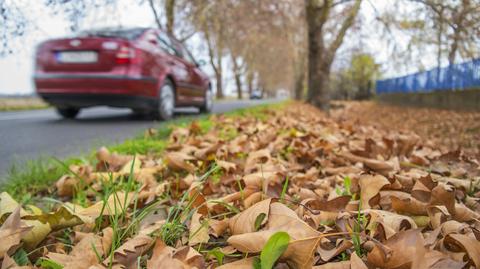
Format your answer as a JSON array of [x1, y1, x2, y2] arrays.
[[34, 27, 213, 119]]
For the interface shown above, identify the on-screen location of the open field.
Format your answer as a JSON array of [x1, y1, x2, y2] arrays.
[[0, 101, 479, 268], [0, 97, 49, 111]]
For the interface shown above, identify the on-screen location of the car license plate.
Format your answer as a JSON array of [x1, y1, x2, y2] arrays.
[[56, 51, 98, 63]]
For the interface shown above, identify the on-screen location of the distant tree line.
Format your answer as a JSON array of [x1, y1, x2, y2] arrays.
[[1, 0, 479, 108]]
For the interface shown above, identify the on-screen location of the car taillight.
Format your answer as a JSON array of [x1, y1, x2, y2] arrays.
[[115, 45, 135, 64]]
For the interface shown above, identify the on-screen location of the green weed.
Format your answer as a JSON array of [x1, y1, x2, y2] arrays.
[[335, 176, 352, 196], [1, 158, 83, 202], [352, 198, 367, 257], [253, 231, 290, 269], [159, 164, 220, 246], [280, 177, 289, 203]]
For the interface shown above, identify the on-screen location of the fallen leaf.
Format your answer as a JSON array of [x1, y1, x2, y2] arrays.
[[0, 207, 32, 257], [367, 229, 424, 268], [444, 233, 480, 268], [188, 211, 210, 246], [107, 234, 154, 269], [165, 152, 196, 173], [48, 227, 113, 269], [359, 174, 390, 209], [229, 198, 271, 235]]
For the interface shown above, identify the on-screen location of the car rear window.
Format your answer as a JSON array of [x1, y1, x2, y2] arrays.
[[80, 28, 147, 40]]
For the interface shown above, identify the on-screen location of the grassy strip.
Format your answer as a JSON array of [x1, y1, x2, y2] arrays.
[[1, 102, 284, 201], [0, 98, 49, 111], [0, 105, 50, 111]]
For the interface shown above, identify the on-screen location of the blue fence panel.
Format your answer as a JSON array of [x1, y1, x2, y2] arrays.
[[376, 59, 480, 94]]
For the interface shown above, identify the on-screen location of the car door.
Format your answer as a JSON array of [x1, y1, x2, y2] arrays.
[[177, 43, 206, 103], [156, 31, 192, 105], [169, 39, 206, 103]]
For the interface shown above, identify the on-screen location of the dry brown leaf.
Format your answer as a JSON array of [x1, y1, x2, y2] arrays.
[[147, 239, 184, 269], [96, 146, 133, 171], [216, 160, 237, 173], [164, 152, 196, 173], [77, 192, 133, 222], [48, 227, 113, 269], [216, 257, 257, 269], [107, 234, 154, 269], [444, 233, 480, 268], [359, 174, 390, 209], [313, 261, 350, 269], [411, 174, 436, 202], [228, 198, 271, 235], [244, 149, 271, 173], [188, 211, 209, 246], [350, 251, 368, 269], [305, 196, 352, 212], [385, 191, 428, 216], [0, 207, 32, 257], [317, 239, 352, 262], [207, 219, 228, 239], [367, 229, 424, 268], [228, 203, 322, 269]]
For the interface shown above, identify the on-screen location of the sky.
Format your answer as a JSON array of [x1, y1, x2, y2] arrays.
[[0, 0, 438, 95]]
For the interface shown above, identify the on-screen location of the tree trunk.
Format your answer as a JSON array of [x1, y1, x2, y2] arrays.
[[204, 28, 224, 99], [448, 29, 460, 65], [436, 9, 444, 68], [305, 0, 362, 110], [247, 71, 254, 96], [307, 63, 331, 109], [258, 78, 266, 98], [165, 0, 175, 36], [305, 1, 331, 109], [216, 43, 224, 98], [231, 54, 243, 99], [215, 70, 223, 99], [294, 56, 305, 100]]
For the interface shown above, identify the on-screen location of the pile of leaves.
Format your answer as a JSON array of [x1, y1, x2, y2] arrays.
[[1, 102, 480, 269], [332, 101, 480, 155]]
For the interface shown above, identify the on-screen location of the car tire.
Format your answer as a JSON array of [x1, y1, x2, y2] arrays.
[[154, 79, 175, 121], [131, 109, 149, 118], [56, 107, 80, 119], [199, 88, 213, 114]]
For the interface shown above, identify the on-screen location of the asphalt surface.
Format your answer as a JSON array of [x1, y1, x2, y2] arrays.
[[0, 99, 275, 178]]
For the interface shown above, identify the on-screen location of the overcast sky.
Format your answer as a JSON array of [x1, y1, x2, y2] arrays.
[[0, 0, 437, 95]]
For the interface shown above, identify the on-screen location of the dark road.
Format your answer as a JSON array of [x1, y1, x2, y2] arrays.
[[0, 99, 275, 177]]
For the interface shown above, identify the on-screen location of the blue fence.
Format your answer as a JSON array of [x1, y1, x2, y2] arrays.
[[376, 59, 480, 94]]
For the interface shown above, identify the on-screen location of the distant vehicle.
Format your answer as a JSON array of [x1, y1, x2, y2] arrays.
[[250, 90, 263, 100], [276, 89, 290, 99], [34, 27, 212, 119]]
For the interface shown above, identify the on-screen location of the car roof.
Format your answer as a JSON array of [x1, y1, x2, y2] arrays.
[[79, 27, 150, 40]]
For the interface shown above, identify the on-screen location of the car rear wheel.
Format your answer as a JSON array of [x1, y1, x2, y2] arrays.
[[154, 80, 175, 120], [199, 89, 213, 113], [56, 107, 80, 119]]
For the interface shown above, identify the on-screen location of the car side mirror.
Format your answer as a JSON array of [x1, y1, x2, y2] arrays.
[[148, 38, 158, 45], [197, 59, 207, 67]]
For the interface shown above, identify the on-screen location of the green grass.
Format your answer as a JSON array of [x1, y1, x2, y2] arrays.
[[0, 101, 287, 201], [1, 158, 86, 203], [0, 105, 50, 112], [0, 98, 50, 111]]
